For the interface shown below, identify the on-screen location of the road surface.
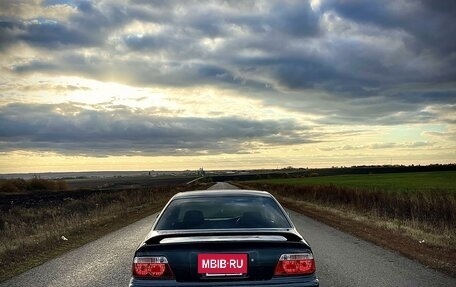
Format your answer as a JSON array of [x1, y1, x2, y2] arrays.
[[207, 181, 237, 190], [1, 182, 454, 287]]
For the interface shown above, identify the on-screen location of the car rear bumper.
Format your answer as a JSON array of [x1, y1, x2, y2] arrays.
[[129, 275, 319, 286]]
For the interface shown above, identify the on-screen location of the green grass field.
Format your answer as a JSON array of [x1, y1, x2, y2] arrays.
[[252, 171, 456, 193]]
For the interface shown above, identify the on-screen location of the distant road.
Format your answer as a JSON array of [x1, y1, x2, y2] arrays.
[[207, 181, 237, 190], [1, 182, 454, 287]]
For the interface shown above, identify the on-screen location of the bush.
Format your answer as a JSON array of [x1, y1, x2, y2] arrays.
[[0, 178, 68, 193], [27, 178, 56, 191], [56, 180, 69, 190], [0, 181, 20, 193]]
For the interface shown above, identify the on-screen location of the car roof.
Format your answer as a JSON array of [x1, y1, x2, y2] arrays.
[[173, 189, 271, 199]]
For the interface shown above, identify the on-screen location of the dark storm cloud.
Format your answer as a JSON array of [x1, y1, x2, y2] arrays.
[[0, 17, 95, 50], [270, 2, 321, 37], [2, 0, 455, 126], [123, 34, 170, 51], [9, 55, 263, 90], [321, 0, 456, 54], [22, 20, 95, 47], [0, 103, 317, 156], [10, 59, 58, 73], [0, 0, 141, 49], [0, 21, 19, 50]]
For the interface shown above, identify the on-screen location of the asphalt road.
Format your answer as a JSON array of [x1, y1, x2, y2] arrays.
[[2, 182, 454, 287], [207, 181, 237, 190]]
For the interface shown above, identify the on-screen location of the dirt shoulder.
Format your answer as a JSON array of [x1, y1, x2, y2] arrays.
[[0, 201, 162, 282]]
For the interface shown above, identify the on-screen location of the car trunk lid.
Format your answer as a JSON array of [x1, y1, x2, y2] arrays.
[[136, 231, 311, 282]]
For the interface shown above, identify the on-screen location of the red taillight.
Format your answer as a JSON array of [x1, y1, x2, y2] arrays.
[[274, 253, 315, 276], [132, 256, 174, 279]]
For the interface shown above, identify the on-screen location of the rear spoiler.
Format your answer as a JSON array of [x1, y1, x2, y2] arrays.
[[144, 228, 303, 245]]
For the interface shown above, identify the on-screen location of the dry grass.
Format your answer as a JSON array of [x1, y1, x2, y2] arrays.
[[245, 182, 456, 231], [236, 182, 456, 276], [0, 183, 206, 282], [0, 178, 68, 193], [277, 197, 456, 276]]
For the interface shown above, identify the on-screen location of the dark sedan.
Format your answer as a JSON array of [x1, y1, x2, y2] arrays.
[[129, 189, 319, 286]]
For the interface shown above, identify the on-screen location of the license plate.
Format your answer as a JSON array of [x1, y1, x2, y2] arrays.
[[198, 253, 248, 275]]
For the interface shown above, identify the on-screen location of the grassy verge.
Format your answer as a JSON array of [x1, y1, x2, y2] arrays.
[[279, 197, 456, 276], [0, 183, 208, 282], [235, 182, 456, 277], [245, 178, 455, 231]]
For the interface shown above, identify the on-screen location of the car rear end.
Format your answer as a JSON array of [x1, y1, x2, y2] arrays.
[[130, 233, 318, 286], [129, 190, 319, 286]]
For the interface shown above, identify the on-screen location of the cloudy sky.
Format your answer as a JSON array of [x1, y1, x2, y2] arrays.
[[0, 0, 455, 173]]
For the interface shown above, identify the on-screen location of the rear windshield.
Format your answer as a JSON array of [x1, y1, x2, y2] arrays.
[[155, 195, 291, 230]]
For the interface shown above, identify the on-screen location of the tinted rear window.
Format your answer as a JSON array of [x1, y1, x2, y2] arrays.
[[155, 195, 291, 230]]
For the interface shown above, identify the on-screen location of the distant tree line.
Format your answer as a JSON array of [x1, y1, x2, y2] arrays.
[[209, 164, 456, 182]]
